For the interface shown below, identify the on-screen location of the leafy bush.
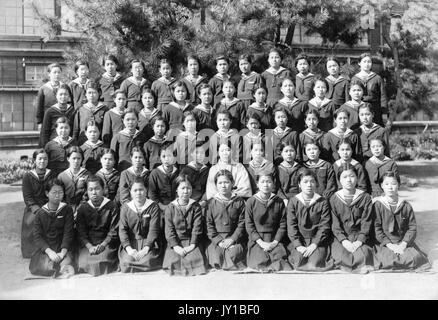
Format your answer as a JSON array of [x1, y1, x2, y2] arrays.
[[390, 132, 438, 161], [0, 159, 33, 184]]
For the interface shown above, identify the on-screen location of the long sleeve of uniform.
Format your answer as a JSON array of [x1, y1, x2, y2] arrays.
[[33, 213, 50, 252], [274, 203, 287, 242], [41, 110, 53, 147], [190, 204, 203, 246], [147, 171, 160, 203], [118, 170, 131, 205], [102, 111, 112, 146], [104, 204, 120, 246], [356, 164, 368, 192], [72, 111, 81, 142], [373, 202, 392, 246], [145, 203, 160, 248], [110, 135, 119, 164], [357, 195, 373, 244], [206, 201, 224, 245], [118, 205, 131, 249], [61, 206, 75, 250], [402, 203, 417, 246], [330, 197, 348, 242], [76, 206, 91, 247], [313, 199, 331, 246], [323, 166, 338, 199], [22, 174, 42, 214], [287, 199, 304, 248], [245, 202, 261, 242], [164, 206, 179, 248], [230, 202, 246, 243], [35, 87, 46, 124]]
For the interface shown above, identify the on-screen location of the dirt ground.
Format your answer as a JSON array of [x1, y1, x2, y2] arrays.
[[1, 161, 438, 300]]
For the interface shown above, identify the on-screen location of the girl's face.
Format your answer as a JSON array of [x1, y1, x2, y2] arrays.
[[114, 93, 127, 109], [87, 181, 104, 203], [359, 56, 372, 72], [177, 181, 192, 200], [131, 151, 145, 168], [100, 153, 115, 170], [359, 107, 373, 126], [296, 59, 309, 74], [195, 147, 206, 164], [76, 65, 89, 79], [216, 175, 233, 195], [86, 88, 99, 104], [187, 59, 199, 76], [160, 149, 176, 167], [275, 111, 288, 128], [339, 170, 358, 190], [253, 88, 267, 103], [268, 52, 281, 68], [173, 86, 187, 101], [257, 175, 273, 194], [305, 113, 319, 130], [299, 176, 317, 195], [160, 63, 172, 78], [218, 144, 231, 162], [68, 152, 82, 169], [35, 153, 48, 171], [104, 59, 117, 75], [56, 123, 70, 138], [338, 143, 352, 161], [199, 88, 213, 105], [370, 140, 384, 157], [239, 59, 251, 74], [46, 185, 64, 204], [85, 126, 99, 143], [326, 60, 340, 76], [335, 112, 349, 130], [153, 120, 166, 137], [216, 114, 231, 130], [131, 182, 146, 202], [123, 113, 138, 130], [281, 145, 296, 163], [349, 85, 364, 101], [305, 144, 320, 161], [141, 92, 155, 109], [57, 88, 70, 104], [49, 67, 61, 82], [216, 59, 229, 74], [247, 118, 260, 132], [313, 80, 327, 98], [131, 62, 144, 78], [183, 115, 196, 132], [381, 176, 399, 197], [223, 82, 235, 98], [280, 79, 295, 97], [251, 144, 264, 161]]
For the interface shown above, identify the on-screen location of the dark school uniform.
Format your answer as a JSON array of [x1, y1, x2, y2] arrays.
[[57, 167, 90, 213], [208, 73, 231, 106], [118, 199, 163, 273], [29, 203, 75, 277], [148, 165, 179, 206], [151, 77, 177, 111], [138, 107, 161, 142], [245, 159, 276, 194], [272, 127, 302, 165], [181, 75, 208, 106], [179, 162, 210, 203], [322, 128, 361, 163], [261, 67, 293, 107], [339, 101, 371, 130], [97, 72, 124, 109], [242, 130, 264, 164], [332, 159, 368, 192], [175, 131, 197, 166], [245, 193, 292, 271], [299, 128, 327, 162], [295, 72, 315, 102], [95, 168, 120, 202], [326, 74, 350, 109], [110, 129, 144, 172], [206, 194, 246, 270], [330, 189, 374, 271], [286, 193, 333, 271], [163, 199, 208, 276], [307, 97, 337, 132], [45, 137, 77, 176], [161, 101, 194, 133], [373, 197, 430, 270], [276, 162, 303, 201], [192, 105, 216, 132], [118, 166, 150, 205], [68, 78, 91, 109], [21, 169, 54, 258], [273, 98, 308, 133], [73, 102, 108, 145], [208, 129, 242, 165], [35, 81, 64, 125], [120, 77, 150, 113], [365, 156, 399, 197], [351, 72, 388, 126], [143, 136, 167, 170], [354, 123, 390, 163], [215, 98, 246, 131], [237, 71, 262, 109], [80, 140, 106, 174], [102, 108, 124, 146], [41, 104, 76, 147], [76, 198, 120, 276], [246, 103, 274, 131], [304, 159, 337, 199]]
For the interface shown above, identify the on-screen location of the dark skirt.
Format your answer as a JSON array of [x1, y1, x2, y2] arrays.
[[246, 232, 292, 272], [118, 239, 162, 273], [206, 237, 246, 270], [21, 207, 37, 259], [331, 237, 374, 272], [287, 238, 334, 271], [162, 239, 207, 276], [374, 242, 430, 271], [78, 244, 119, 276], [29, 250, 74, 277]]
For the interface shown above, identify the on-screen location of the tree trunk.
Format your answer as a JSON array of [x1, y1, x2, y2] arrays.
[[284, 24, 295, 46]]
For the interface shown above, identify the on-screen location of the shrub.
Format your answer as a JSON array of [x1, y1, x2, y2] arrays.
[[390, 132, 438, 161], [0, 159, 34, 185]]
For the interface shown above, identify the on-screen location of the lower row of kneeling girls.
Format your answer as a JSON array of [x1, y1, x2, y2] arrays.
[[28, 163, 430, 278]]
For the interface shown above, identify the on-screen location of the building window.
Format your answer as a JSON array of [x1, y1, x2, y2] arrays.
[[25, 65, 46, 82]]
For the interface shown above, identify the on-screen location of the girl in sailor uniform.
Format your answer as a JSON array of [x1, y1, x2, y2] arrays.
[[325, 56, 349, 109], [339, 80, 372, 130], [276, 142, 303, 207], [180, 54, 208, 106], [102, 90, 127, 145], [80, 121, 106, 174], [215, 80, 246, 131], [68, 60, 91, 110], [307, 76, 336, 132], [95, 149, 120, 202], [245, 141, 276, 194], [138, 88, 161, 142], [192, 83, 216, 132], [119, 59, 150, 113], [299, 110, 326, 162], [97, 54, 124, 109], [246, 85, 274, 131], [208, 55, 232, 106], [151, 59, 177, 111], [237, 54, 263, 109], [294, 54, 315, 102], [272, 108, 302, 165]]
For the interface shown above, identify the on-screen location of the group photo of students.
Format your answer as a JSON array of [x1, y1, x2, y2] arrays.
[[22, 48, 431, 279]]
